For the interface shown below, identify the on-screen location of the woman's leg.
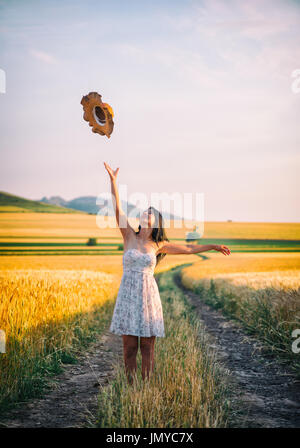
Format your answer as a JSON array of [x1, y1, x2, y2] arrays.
[[122, 335, 138, 385], [140, 336, 156, 381], [151, 336, 156, 372]]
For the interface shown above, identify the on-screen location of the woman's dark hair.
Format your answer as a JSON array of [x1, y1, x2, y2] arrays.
[[135, 206, 169, 266]]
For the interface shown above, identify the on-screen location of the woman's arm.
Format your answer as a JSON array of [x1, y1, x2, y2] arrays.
[[103, 162, 135, 241], [157, 241, 231, 256]]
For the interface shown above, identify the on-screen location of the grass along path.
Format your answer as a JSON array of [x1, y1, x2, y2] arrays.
[[174, 269, 300, 427]]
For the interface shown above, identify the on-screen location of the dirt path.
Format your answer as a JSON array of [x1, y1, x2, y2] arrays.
[[0, 330, 123, 428], [174, 271, 300, 428]]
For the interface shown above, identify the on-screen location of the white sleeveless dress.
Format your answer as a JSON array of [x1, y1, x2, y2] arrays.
[[109, 248, 165, 337]]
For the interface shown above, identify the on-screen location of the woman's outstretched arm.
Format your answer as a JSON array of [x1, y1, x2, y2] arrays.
[[157, 241, 231, 256], [103, 162, 135, 241]]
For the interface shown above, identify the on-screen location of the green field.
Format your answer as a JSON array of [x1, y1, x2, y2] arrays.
[[0, 237, 299, 256]]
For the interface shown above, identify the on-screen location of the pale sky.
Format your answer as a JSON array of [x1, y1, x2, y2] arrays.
[[0, 0, 299, 222]]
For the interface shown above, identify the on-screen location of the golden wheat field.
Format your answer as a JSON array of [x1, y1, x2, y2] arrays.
[[1, 212, 300, 239], [181, 252, 300, 279], [0, 268, 119, 407]]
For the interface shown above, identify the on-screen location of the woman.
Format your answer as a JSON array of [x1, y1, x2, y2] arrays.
[[104, 162, 231, 385]]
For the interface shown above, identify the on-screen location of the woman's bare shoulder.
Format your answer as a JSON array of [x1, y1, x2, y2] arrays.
[[155, 240, 170, 255]]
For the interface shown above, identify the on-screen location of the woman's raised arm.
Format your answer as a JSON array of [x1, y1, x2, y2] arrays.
[[103, 162, 135, 241], [157, 241, 231, 256]]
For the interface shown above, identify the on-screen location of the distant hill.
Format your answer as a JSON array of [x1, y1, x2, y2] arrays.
[[39, 195, 68, 208], [0, 191, 87, 214], [38, 194, 183, 219], [38, 194, 131, 215]]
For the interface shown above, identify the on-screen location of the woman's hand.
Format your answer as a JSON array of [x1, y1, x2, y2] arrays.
[[104, 162, 119, 181], [214, 244, 231, 256]]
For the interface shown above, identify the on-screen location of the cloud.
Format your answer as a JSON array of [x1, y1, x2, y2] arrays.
[[30, 49, 58, 64]]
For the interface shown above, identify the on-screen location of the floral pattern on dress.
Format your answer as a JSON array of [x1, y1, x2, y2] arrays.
[[109, 249, 165, 337]]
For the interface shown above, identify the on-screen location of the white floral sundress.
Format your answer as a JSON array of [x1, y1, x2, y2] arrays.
[[109, 248, 165, 337]]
